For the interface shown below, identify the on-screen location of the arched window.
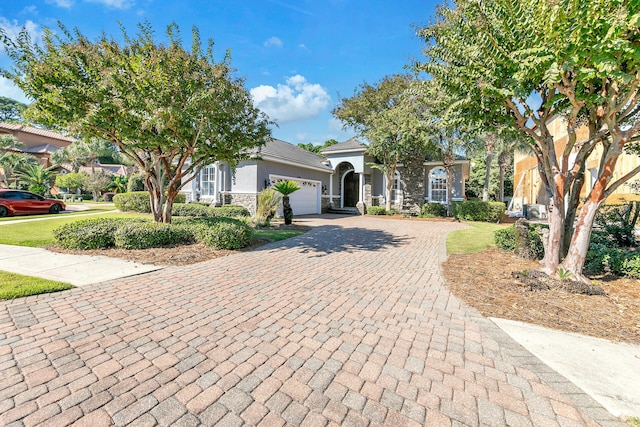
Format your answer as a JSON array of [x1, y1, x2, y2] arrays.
[[430, 167, 447, 203]]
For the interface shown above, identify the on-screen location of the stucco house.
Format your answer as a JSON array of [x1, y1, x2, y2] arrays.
[[321, 139, 470, 214], [181, 137, 470, 216], [0, 122, 75, 167], [513, 116, 640, 216]]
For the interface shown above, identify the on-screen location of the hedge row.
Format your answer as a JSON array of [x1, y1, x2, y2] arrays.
[[113, 192, 187, 213], [452, 201, 506, 223], [172, 203, 249, 218], [54, 217, 253, 250]]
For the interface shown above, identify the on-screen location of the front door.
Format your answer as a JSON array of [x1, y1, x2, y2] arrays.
[[343, 171, 359, 207]]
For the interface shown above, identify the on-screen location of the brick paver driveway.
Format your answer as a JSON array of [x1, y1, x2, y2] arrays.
[[0, 216, 623, 426]]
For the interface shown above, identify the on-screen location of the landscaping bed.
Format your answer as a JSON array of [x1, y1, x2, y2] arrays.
[[49, 223, 310, 266], [443, 247, 640, 345]]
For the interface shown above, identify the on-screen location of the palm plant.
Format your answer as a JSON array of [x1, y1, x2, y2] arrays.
[[0, 135, 36, 188], [255, 188, 282, 227], [16, 163, 56, 195], [273, 180, 300, 225], [106, 176, 128, 193]]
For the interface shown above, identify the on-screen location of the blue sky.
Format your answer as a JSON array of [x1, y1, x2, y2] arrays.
[[0, 0, 439, 146]]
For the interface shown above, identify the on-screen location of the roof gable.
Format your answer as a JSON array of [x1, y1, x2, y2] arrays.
[[255, 138, 332, 172], [320, 138, 367, 154]]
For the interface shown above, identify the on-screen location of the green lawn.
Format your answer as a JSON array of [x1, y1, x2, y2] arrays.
[[0, 212, 150, 247], [0, 271, 73, 300], [0, 206, 116, 222], [254, 229, 305, 242], [447, 221, 511, 255]]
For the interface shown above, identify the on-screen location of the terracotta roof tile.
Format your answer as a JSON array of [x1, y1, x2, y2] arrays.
[[0, 122, 77, 144]]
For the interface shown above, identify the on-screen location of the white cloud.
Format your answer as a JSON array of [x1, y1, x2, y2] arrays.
[[295, 133, 308, 142], [263, 36, 283, 48], [0, 77, 30, 104], [250, 75, 331, 123], [46, 0, 74, 8], [0, 18, 42, 55], [84, 0, 134, 9]]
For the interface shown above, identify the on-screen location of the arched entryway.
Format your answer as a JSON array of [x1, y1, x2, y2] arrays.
[[342, 170, 359, 208]]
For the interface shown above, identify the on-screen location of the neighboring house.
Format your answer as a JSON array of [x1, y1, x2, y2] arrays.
[[0, 122, 75, 167], [77, 162, 129, 177], [181, 137, 470, 216], [513, 116, 640, 214]]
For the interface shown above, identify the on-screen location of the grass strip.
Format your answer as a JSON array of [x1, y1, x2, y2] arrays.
[[0, 212, 150, 247], [0, 270, 73, 300], [254, 229, 305, 242]]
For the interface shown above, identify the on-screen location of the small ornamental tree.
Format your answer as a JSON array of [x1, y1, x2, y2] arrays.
[[1, 22, 271, 223], [273, 180, 300, 225], [333, 75, 432, 212], [416, 0, 640, 282]]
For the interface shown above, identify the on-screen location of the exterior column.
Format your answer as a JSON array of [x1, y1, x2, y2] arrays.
[[214, 163, 220, 205], [358, 173, 364, 202], [329, 174, 334, 208]]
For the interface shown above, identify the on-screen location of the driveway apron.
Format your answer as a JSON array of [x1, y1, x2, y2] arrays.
[[0, 216, 624, 426]]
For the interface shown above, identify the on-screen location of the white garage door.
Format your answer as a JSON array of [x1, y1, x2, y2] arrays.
[[272, 175, 321, 215]]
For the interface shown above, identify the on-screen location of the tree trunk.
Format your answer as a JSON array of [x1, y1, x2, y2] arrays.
[[560, 199, 601, 282], [483, 150, 494, 202], [562, 166, 585, 258], [282, 195, 293, 225], [385, 165, 396, 212]]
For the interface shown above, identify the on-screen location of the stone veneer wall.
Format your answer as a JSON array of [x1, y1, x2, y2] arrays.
[[401, 153, 427, 214], [223, 193, 258, 216], [321, 196, 334, 213]]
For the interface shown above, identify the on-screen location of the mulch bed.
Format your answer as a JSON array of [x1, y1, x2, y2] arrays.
[[443, 248, 640, 345]]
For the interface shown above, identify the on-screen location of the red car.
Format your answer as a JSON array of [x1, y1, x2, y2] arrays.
[[0, 190, 66, 217]]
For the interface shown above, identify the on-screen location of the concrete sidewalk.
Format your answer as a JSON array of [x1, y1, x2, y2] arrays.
[[0, 244, 162, 286], [492, 317, 640, 418]]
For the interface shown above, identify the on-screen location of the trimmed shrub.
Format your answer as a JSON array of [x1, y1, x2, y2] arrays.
[[366, 206, 387, 216], [114, 222, 193, 249], [494, 227, 516, 252], [188, 217, 253, 249], [127, 173, 146, 192], [494, 223, 545, 259], [172, 203, 250, 218], [421, 202, 446, 217], [113, 192, 186, 213], [113, 191, 151, 213], [172, 203, 212, 217], [452, 200, 506, 222], [488, 202, 506, 223], [53, 218, 145, 250], [215, 205, 250, 218]]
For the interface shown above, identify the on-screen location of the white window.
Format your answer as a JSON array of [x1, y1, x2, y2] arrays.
[[430, 167, 447, 203], [201, 165, 216, 197], [392, 171, 401, 201]]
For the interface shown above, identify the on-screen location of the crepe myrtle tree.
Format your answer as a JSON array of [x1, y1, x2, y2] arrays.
[[416, 0, 640, 282], [1, 22, 271, 223], [333, 75, 432, 212]]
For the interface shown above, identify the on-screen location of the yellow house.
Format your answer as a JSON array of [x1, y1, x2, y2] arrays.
[[512, 116, 640, 212]]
